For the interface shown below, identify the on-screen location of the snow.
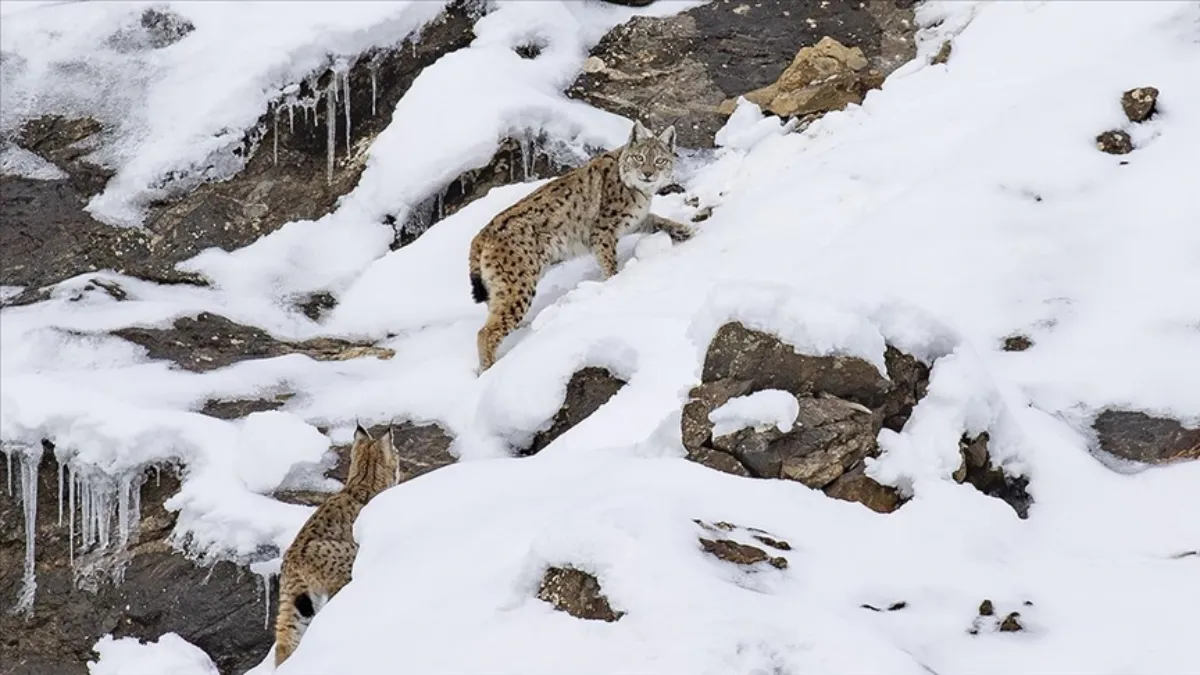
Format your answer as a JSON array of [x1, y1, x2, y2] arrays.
[[709, 390, 800, 438], [2, 0, 1200, 673], [88, 633, 218, 675]]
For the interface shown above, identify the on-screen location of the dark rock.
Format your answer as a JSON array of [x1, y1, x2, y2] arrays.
[[1095, 130, 1133, 155], [979, 599, 995, 616], [824, 464, 904, 513], [776, 397, 879, 488], [1093, 410, 1200, 465], [713, 424, 787, 478], [686, 446, 752, 477], [107, 7, 195, 52], [2, 2, 477, 298], [681, 378, 755, 451], [568, 0, 916, 148], [112, 311, 395, 373], [702, 323, 892, 409], [751, 535, 791, 551], [880, 345, 931, 432], [536, 567, 623, 622], [1121, 86, 1158, 123], [998, 612, 1024, 632], [0, 454, 270, 675], [199, 394, 293, 420], [954, 433, 1032, 519], [1002, 334, 1033, 352], [699, 538, 787, 570], [295, 291, 338, 322], [931, 40, 953, 65], [524, 367, 626, 455]]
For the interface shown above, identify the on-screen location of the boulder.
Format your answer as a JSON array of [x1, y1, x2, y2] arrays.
[[523, 367, 627, 455], [112, 312, 394, 373], [716, 37, 884, 119], [568, 0, 917, 148], [1092, 410, 1200, 465], [1121, 86, 1158, 123], [1095, 129, 1133, 155], [953, 433, 1032, 519], [536, 567, 623, 622]]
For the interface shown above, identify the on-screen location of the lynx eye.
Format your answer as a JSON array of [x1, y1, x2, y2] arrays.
[[654, 158, 668, 167], [631, 154, 645, 163]]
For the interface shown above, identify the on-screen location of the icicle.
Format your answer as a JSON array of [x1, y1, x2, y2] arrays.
[[68, 465, 76, 566], [343, 70, 351, 155], [273, 104, 279, 166], [14, 443, 44, 614], [326, 82, 336, 185], [154, 465, 161, 487], [289, 100, 295, 133], [370, 67, 377, 116], [57, 460, 64, 526], [520, 136, 532, 182], [6, 450, 11, 496], [436, 190, 444, 222], [250, 559, 280, 630]]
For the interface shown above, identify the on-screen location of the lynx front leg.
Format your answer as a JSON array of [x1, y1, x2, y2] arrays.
[[476, 281, 535, 371], [589, 230, 620, 279], [644, 213, 695, 243]]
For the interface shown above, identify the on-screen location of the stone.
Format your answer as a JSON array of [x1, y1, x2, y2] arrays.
[[931, 40, 953, 65], [2, 2, 478, 299], [1093, 410, 1200, 465], [699, 538, 787, 569], [979, 599, 995, 616], [568, 0, 916, 148], [702, 323, 893, 409], [199, 393, 293, 420], [107, 7, 196, 52], [111, 312, 394, 373], [685, 446, 752, 477], [1002, 334, 1034, 352], [777, 397, 880, 488], [954, 433, 1033, 519], [536, 567, 623, 622], [524, 367, 627, 455], [681, 378, 755, 451], [880, 345, 931, 432], [998, 612, 1024, 632], [714, 424, 787, 478], [1095, 130, 1133, 155], [1121, 86, 1159, 123], [718, 37, 884, 119], [295, 291, 338, 322], [824, 464, 904, 513]]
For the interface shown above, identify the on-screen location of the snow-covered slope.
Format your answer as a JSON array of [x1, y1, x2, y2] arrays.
[[4, 0, 1200, 673]]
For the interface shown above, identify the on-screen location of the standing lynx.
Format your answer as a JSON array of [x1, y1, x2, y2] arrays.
[[468, 120, 694, 370], [273, 424, 398, 667]]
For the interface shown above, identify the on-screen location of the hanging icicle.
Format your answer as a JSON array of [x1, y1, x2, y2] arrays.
[[14, 443, 45, 614], [326, 80, 337, 186], [343, 69, 352, 155]]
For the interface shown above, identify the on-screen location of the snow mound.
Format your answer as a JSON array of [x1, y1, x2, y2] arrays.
[[87, 633, 218, 675], [709, 390, 799, 437]]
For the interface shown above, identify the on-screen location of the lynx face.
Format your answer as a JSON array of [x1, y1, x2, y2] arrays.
[[619, 120, 676, 193]]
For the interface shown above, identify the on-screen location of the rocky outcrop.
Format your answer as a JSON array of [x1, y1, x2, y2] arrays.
[[1092, 411, 1200, 465], [695, 520, 790, 570], [522, 367, 627, 456], [952, 433, 1032, 519], [683, 322, 929, 513], [112, 312, 395, 372], [536, 566, 623, 622], [2, 2, 479, 304], [1121, 86, 1158, 123], [568, 0, 917, 148]]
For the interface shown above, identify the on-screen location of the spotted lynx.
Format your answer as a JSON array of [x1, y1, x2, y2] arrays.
[[273, 425, 398, 667], [467, 120, 694, 370]]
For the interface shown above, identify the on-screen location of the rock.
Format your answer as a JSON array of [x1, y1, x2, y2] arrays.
[[536, 567, 623, 622], [702, 323, 893, 409], [111, 312, 394, 373], [524, 367, 627, 455], [1092, 410, 1200, 465], [2, 2, 477, 298], [107, 7, 196, 52], [777, 397, 879, 488], [954, 433, 1033, 519], [295, 291, 338, 322], [998, 611, 1024, 632], [931, 39, 953, 65], [699, 537, 787, 569], [1121, 86, 1158, 123], [199, 394, 293, 420], [751, 535, 791, 551], [0, 454, 270, 675], [1095, 129, 1133, 155], [14, 115, 112, 196], [713, 424, 787, 478], [1002, 334, 1033, 352], [824, 464, 903, 514], [880, 346, 931, 432], [681, 378, 755, 451], [568, 0, 916, 148], [685, 446, 752, 477], [979, 599, 995, 616], [717, 37, 884, 119]]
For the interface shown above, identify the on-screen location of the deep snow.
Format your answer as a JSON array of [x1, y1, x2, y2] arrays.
[[3, 0, 1200, 674]]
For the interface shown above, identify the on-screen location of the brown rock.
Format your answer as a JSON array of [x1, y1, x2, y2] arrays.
[[776, 397, 879, 488], [824, 464, 903, 513], [979, 599, 995, 616], [685, 447, 752, 477], [524, 367, 626, 455], [999, 611, 1024, 632], [681, 378, 755, 451], [568, 0, 916, 148], [1002, 334, 1033, 352], [1095, 130, 1133, 155], [702, 323, 892, 409], [112, 312, 393, 373], [931, 40, 953, 65], [1121, 86, 1159, 123], [954, 433, 1032, 519], [880, 346, 931, 432], [536, 567, 624, 622], [719, 37, 881, 119], [751, 535, 792, 551], [199, 393, 293, 420], [1093, 410, 1200, 465], [699, 538, 787, 569]]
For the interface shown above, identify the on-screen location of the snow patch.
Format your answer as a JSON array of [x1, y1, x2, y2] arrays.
[[709, 390, 799, 438]]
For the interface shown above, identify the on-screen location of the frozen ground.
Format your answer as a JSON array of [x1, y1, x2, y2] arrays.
[[3, 0, 1200, 674]]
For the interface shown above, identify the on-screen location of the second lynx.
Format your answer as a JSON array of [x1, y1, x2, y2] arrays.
[[468, 120, 694, 371]]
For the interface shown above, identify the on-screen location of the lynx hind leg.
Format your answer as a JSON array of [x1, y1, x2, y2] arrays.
[[476, 279, 536, 372]]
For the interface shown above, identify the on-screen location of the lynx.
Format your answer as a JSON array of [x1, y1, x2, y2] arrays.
[[273, 424, 398, 667], [467, 120, 694, 371]]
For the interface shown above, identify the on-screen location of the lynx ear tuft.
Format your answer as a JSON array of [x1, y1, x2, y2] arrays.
[[658, 124, 676, 150], [377, 426, 394, 449], [354, 423, 372, 443], [630, 119, 651, 143]]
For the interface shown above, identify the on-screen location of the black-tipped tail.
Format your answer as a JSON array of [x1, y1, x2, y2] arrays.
[[294, 593, 315, 619], [470, 273, 488, 303]]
